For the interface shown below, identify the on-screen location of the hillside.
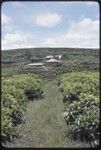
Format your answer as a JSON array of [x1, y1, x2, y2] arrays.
[[1, 48, 99, 148], [1, 48, 99, 78]]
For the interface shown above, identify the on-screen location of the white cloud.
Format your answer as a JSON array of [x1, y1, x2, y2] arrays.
[[2, 31, 34, 50], [2, 13, 12, 25], [1, 13, 18, 35], [42, 18, 99, 48], [11, 2, 24, 7], [2, 17, 99, 50], [85, 1, 99, 6], [55, 1, 98, 6], [34, 12, 61, 27]]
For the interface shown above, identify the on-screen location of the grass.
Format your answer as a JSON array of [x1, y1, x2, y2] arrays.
[[3, 81, 90, 148]]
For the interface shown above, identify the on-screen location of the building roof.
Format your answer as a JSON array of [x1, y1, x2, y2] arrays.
[[28, 63, 44, 66], [46, 55, 53, 58], [46, 58, 61, 63]]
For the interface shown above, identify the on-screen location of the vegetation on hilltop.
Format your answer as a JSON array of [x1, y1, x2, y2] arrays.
[[1, 48, 99, 78]]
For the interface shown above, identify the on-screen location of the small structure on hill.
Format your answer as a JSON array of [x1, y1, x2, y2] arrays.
[[27, 63, 44, 68], [26, 55, 62, 69], [46, 55, 53, 60], [45, 58, 62, 67], [55, 55, 62, 60], [46, 55, 62, 60]]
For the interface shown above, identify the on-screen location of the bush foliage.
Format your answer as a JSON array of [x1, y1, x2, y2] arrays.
[[1, 74, 44, 142], [59, 71, 100, 147]]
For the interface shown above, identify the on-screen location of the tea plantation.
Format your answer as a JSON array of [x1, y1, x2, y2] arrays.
[[1, 48, 100, 148]]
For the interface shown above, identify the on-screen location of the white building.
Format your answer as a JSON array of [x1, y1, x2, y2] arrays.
[[45, 58, 61, 67], [46, 55, 53, 59], [55, 55, 62, 59], [27, 62, 44, 67], [46, 58, 60, 63], [58, 55, 62, 59]]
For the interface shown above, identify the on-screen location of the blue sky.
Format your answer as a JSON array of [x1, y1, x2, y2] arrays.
[[1, 1, 99, 50]]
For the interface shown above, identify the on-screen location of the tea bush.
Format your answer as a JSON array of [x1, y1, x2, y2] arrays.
[[1, 74, 44, 142], [59, 72, 100, 147]]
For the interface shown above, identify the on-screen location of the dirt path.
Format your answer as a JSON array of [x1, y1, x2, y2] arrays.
[[4, 81, 89, 148]]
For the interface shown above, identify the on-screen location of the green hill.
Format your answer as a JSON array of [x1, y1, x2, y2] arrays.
[[1, 48, 99, 78]]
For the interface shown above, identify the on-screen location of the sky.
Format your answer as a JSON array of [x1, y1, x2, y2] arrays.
[[1, 1, 99, 50]]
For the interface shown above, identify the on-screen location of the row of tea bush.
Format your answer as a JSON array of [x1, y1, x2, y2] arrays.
[[1, 74, 44, 142], [58, 71, 100, 147]]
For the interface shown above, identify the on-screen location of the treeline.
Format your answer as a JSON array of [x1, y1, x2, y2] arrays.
[[2, 48, 99, 63], [1, 74, 44, 142], [1, 48, 99, 78], [58, 71, 99, 147]]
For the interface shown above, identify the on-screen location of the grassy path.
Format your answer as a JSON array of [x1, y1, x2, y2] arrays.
[[5, 81, 89, 148]]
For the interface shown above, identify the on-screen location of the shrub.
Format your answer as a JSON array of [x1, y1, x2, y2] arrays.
[[1, 74, 44, 142], [59, 71, 99, 103], [59, 72, 99, 147]]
